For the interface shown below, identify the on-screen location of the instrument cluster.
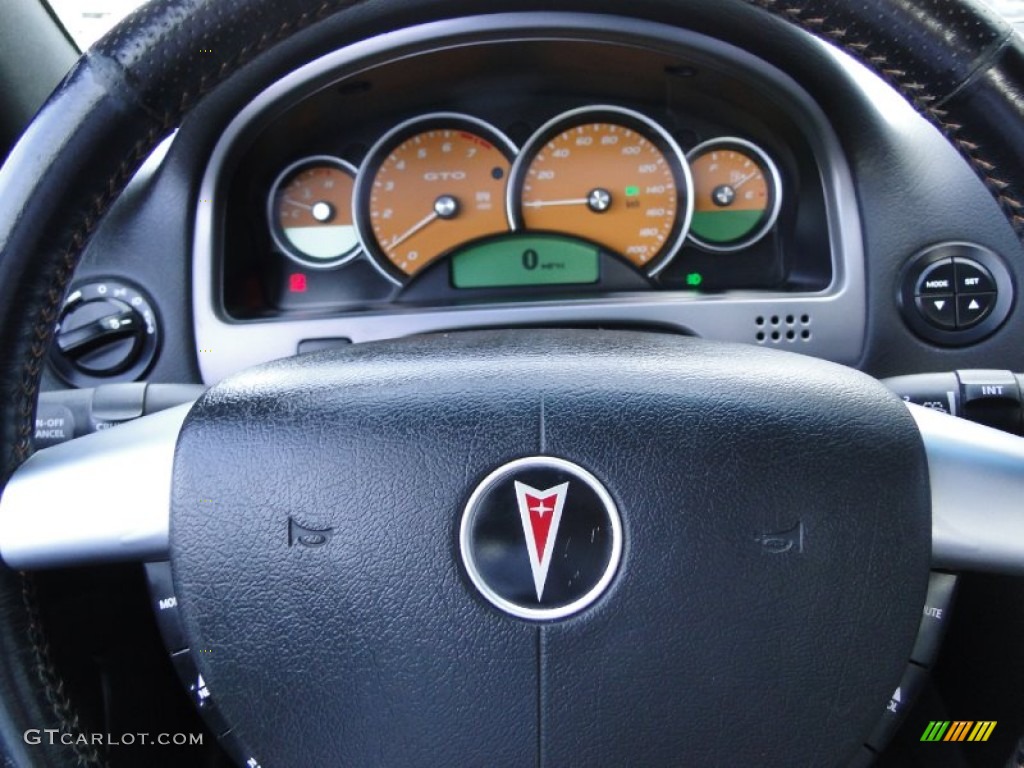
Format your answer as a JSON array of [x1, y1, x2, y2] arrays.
[[261, 105, 784, 303], [200, 21, 858, 377]]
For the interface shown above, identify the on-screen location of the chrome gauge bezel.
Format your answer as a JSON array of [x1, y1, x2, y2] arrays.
[[267, 155, 362, 269], [353, 112, 519, 286], [685, 137, 782, 253], [507, 104, 695, 277]]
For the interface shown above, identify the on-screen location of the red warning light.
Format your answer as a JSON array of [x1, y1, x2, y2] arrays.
[[289, 273, 308, 293]]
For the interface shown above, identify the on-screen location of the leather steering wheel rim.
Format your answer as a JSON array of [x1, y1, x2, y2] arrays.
[[0, 0, 1021, 764]]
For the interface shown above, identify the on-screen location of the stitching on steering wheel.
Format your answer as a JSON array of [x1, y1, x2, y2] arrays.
[[746, 0, 1024, 231], [12, 125, 164, 469], [10, 0, 353, 471], [20, 575, 104, 768], [9, 4, 357, 761]]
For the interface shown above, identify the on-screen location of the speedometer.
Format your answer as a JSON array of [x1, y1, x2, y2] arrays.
[[354, 113, 517, 284], [508, 106, 693, 275]]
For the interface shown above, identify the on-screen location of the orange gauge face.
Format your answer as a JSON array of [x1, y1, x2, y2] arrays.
[[687, 139, 781, 251], [356, 115, 516, 282], [511, 108, 692, 274], [269, 157, 360, 268]]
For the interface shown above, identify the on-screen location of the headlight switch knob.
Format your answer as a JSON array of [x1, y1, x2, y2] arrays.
[[50, 280, 159, 386]]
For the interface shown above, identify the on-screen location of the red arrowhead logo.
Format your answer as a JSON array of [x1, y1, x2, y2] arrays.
[[514, 481, 569, 600]]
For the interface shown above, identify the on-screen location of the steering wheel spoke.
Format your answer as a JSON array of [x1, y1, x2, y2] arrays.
[[0, 403, 191, 569], [908, 402, 1024, 575]]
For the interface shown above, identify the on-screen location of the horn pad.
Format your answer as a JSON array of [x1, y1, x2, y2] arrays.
[[169, 330, 930, 766]]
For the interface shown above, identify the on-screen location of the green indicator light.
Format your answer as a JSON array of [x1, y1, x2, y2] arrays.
[[625, 185, 640, 198], [686, 272, 704, 287]]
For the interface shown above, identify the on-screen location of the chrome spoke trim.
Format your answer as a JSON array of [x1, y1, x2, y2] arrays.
[[909, 402, 1024, 574], [0, 403, 193, 569]]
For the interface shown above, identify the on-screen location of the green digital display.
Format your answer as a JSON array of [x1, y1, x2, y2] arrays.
[[451, 235, 600, 289]]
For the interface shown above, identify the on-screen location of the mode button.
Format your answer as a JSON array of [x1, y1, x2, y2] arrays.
[[915, 259, 955, 295]]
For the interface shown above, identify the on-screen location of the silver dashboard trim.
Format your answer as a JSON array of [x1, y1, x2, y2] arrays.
[[0, 404, 191, 569], [193, 13, 866, 384]]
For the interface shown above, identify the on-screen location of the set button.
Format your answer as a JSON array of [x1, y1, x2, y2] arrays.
[[954, 258, 996, 294]]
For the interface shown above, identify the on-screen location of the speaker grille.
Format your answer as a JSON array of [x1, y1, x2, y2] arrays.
[[755, 314, 811, 345]]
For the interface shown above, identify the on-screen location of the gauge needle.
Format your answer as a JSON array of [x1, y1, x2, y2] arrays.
[[387, 210, 438, 251], [282, 197, 313, 210], [732, 170, 760, 190], [522, 198, 590, 208]]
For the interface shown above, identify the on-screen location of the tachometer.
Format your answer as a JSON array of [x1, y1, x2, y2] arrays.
[[686, 138, 781, 252], [269, 156, 361, 269], [508, 106, 693, 275], [354, 114, 517, 284]]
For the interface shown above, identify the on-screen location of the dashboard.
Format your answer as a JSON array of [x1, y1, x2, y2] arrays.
[[42, 11, 1024, 395]]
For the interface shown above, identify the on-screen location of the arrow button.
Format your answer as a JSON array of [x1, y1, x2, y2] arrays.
[[915, 294, 956, 330], [956, 292, 996, 329]]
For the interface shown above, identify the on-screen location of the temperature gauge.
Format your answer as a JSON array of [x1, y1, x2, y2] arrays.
[[269, 156, 361, 268], [686, 138, 781, 252]]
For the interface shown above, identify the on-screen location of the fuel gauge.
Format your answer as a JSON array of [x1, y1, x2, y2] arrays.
[[686, 138, 781, 252]]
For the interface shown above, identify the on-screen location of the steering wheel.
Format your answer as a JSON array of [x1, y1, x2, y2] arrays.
[[1, 0, 1023, 765]]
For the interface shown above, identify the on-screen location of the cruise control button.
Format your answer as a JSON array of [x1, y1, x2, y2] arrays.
[[915, 295, 956, 329], [170, 649, 232, 737], [911, 572, 957, 666], [144, 561, 187, 653], [217, 733, 265, 768], [915, 259, 955, 295], [847, 746, 878, 768], [956, 293, 995, 329], [954, 258, 996, 294], [866, 663, 928, 751], [34, 403, 76, 448]]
